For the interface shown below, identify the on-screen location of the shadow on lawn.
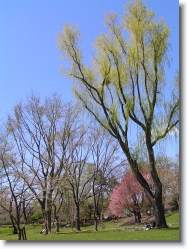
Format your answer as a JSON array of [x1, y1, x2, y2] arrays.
[[164, 227, 179, 230], [57, 230, 96, 235]]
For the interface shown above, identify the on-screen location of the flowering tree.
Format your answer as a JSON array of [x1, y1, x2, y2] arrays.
[[109, 172, 145, 223]]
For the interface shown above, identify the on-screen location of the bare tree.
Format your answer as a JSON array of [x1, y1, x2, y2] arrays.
[[0, 135, 33, 240], [64, 124, 93, 231], [89, 127, 126, 231], [7, 93, 81, 234]]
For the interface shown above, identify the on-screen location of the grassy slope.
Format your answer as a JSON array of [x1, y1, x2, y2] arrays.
[[0, 212, 179, 241]]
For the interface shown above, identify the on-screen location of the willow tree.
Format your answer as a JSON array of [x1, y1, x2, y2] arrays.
[[58, 0, 179, 228]]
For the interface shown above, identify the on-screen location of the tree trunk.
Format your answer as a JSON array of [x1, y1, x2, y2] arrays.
[[43, 210, 48, 234], [75, 202, 81, 231], [22, 201, 28, 225], [94, 211, 98, 231], [55, 215, 60, 233], [93, 194, 98, 231], [10, 215, 17, 235], [53, 203, 60, 232], [137, 212, 141, 224], [44, 210, 52, 234], [42, 209, 52, 234], [153, 184, 168, 228], [177, 194, 179, 209], [20, 227, 27, 240], [133, 212, 137, 223], [42, 193, 53, 234], [15, 224, 22, 240], [46, 192, 53, 234], [133, 211, 141, 224], [17, 229, 22, 240], [146, 140, 168, 228]]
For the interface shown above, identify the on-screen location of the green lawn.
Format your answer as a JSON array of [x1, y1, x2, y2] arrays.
[[0, 212, 180, 241]]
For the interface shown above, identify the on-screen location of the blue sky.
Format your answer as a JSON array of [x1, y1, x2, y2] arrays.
[[0, 0, 179, 158]]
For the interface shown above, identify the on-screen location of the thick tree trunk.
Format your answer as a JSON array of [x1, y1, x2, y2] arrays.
[[153, 184, 168, 228], [123, 147, 168, 228], [146, 139, 168, 228]]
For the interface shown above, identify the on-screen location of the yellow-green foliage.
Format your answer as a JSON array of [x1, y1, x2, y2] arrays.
[[57, 0, 178, 157]]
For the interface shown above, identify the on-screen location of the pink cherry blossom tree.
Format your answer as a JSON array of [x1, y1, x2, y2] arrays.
[[109, 172, 146, 223]]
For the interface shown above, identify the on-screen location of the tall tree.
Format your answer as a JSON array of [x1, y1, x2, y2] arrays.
[[7, 93, 81, 234], [57, 0, 179, 228]]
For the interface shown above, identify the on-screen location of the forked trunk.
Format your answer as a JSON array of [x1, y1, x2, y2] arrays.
[[42, 209, 52, 234]]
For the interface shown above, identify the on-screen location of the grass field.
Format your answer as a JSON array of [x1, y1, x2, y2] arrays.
[[0, 212, 179, 241]]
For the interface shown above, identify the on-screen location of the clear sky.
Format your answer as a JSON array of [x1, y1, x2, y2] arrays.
[[0, 0, 179, 158]]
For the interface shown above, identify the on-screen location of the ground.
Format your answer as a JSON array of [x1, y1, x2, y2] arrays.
[[0, 212, 179, 241]]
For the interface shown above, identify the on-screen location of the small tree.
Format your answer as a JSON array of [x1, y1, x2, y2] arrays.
[[109, 172, 144, 223], [0, 136, 32, 240], [89, 127, 126, 230], [64, 125, 93, 231]]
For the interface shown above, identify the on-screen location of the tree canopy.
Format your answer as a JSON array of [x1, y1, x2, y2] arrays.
[[57, 0, 179, 228]]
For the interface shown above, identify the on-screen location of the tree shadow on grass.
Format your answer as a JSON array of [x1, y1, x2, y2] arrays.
[[57, 230, 97, 235]]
